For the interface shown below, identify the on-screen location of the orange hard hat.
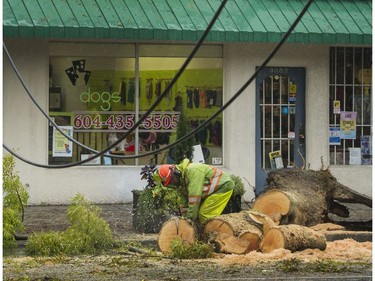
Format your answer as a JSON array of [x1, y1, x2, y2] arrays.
[[158, 164, 174, 186]]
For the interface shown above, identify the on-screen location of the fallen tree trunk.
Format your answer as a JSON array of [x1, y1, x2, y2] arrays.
[[260, 224, 327, 253], [253, 189, 323, 226], [203, 211, 275, 253], [157, 217, 198, 253], [252, 169, 372, 226]]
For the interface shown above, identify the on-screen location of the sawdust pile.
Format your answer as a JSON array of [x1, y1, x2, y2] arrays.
[[214, 239, 372, 265]]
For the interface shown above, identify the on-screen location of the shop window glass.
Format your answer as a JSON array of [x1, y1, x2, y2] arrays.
[[49, 43, 223, 166], [329, 47, 372, 165]]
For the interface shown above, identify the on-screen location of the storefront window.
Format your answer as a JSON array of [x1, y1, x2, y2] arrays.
[[49, 43, 223, 166], [329, 47, 372, 165]]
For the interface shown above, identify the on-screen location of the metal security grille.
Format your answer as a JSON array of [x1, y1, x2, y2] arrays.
[[329, 47, 372, 165], [259, 75, 295, 169]]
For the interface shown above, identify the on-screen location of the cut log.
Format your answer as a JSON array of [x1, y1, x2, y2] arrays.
[[260, 224, 327, 253], [157, 217, 198, 253], [253, 189, 321, 226], [206, 232, 251, 255], [203, 211, 264, 253], [253, 169, 372, 226], [251, 190, 292, 225]]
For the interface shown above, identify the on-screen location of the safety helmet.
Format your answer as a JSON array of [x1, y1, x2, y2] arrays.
[[157, 164, 174, 186]]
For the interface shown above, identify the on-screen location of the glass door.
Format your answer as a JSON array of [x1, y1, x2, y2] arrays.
[[255, 67, 306, 194]]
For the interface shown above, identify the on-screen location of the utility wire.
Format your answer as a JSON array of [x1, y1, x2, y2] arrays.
[[3, 0, 229, 167], [3, 43, 100, 156], [123, 0, 315, 159], [4, 0, 314, 167]]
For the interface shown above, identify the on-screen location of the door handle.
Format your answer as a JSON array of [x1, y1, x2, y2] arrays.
[[299, 125, 305, 144]]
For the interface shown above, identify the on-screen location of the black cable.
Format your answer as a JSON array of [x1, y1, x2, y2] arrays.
[[129, 0, 315, 159], [5, 0, 314, 167], [98, 0, 315, 159], [3, 0, 229, 167], [3, 43, 100, 155]]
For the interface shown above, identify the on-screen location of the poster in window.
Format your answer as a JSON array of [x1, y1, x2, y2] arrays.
[[329, 127, 341, 145], [269, 150, 283, 169], [340, 111, 356, 139], [361, 136, 372, 165], [52, 126, 73, 157], [349, 148, 361, 165]]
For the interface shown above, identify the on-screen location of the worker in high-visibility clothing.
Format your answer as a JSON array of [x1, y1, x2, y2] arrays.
[[153, 158, 234, 225]]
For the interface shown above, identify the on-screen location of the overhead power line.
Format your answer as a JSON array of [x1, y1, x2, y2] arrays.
[[3, 0, 314, 168], [3, 0, 229, 167]]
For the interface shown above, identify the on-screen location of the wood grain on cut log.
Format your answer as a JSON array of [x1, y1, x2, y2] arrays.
[[203, 211, 264, 253], [260, 224, 327, 253], [253, 189, 322, 226], [246, 210, 276, 233], [206, 232, 251, 255], [251, 190, 291, 225], [252, 169, 372, 227], [158, 217, 197, 253]]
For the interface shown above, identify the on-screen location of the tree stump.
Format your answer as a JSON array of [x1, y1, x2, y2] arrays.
[[252, 169, 372, 226], [260, 224, 327, 253], [203, 211, 270, 253], [157, 217, 198, 253]]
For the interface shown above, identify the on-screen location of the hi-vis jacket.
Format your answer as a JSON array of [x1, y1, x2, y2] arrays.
[[175, 159, 234, 221]]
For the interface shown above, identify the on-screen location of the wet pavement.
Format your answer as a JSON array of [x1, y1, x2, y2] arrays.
[[21, 203, 158, 242], [6, 203, 371, 281], [21, 202, 372, 244]]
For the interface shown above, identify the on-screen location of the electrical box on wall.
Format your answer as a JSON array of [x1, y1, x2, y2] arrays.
[[212, 157, 222, 165]]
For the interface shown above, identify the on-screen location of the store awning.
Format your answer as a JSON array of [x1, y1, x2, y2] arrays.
[[3, 0, 372, 45]]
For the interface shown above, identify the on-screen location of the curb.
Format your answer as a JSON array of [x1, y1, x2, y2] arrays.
[[324, 231, 372, 243]]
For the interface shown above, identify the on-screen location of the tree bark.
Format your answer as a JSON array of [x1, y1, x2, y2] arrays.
[[252, 169, 372, 226], [260, 224, 327, 253], [157, 217, 198, 253]]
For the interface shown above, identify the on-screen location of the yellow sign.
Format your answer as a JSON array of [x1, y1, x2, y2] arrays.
[[269, 150, 283, 169], [289, 83, 297, 94]]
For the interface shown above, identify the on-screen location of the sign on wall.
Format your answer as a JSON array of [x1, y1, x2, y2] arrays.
[[73, 111, 180, 132], [340, 111, 356, 139], [52, 126, 73, 157]]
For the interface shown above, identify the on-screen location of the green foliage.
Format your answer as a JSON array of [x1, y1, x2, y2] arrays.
[[174, 110, 195, 164], [64, 194, 114, 253], [150, 184, 181, 213], [25, 193, 114, 256], [230, 174, 245, 196], [24, 231, 67, 256], [3, 154, 29, 249], [134, 186, 180, 233], [169, 237, 214, 259]]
